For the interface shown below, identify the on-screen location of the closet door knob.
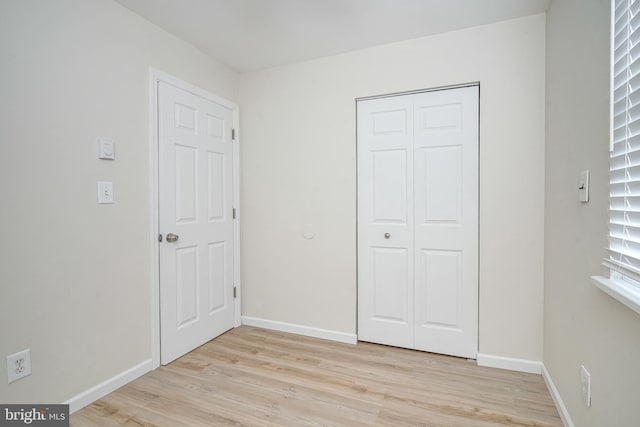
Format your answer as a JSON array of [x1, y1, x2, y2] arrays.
[[384, 233, 391, 239]]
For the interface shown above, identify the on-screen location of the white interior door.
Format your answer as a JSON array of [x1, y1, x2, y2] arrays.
[[412, 87, 478, 358], [357, 94, 414, 348], [357, 86, 478, 359], [159, 81, 235, 364]]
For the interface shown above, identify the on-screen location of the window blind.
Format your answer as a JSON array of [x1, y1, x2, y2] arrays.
[[608, 0, 640, 284]]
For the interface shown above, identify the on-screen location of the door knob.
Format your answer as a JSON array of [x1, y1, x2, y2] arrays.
[[384, 233, 391, 239], [166, 233, 179, 243]]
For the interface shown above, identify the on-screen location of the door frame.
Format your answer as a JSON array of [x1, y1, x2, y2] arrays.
[[355, 82, 480, 356], [149, 69, 241, 369]]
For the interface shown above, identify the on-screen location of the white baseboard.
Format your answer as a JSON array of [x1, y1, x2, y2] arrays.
[[542, 364, 575, 427], [64, 359, 153, 413], [241, 316, 357, 344], [477, 353, 542, 374]]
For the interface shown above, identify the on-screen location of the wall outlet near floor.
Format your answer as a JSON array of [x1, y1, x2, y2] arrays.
[[7, 349, 31, 383], [580, 364, 591, 407]]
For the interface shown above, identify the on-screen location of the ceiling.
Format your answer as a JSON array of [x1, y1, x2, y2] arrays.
[[114, 0, 549, 73]]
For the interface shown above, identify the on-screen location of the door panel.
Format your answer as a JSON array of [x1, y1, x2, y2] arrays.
[[176, 246, 199, 327], [419, 103, 462, 133], [357, 95, 414, 348], [207, 151, 225, 221], [159, 81, 235, 364], [371, 109, 408, 135], [413, 87, 478, 358], [419, 249, 462, 328], [420, 146, 461, 223], [372, 150, 408, 223], [175, 145, 198, 223], [357, 86, 478, 359], [206, 114, 224, 137], [207, 242, 226, 313], [372, 247, 410, 322], [174, 103, 197, 131]]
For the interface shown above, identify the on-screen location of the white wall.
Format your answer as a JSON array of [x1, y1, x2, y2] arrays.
[[0, 0, 238, 404], [544, 0, 640, 425], [239, 14, 546, 361]]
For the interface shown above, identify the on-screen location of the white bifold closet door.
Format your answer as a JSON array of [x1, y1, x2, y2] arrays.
[[357, 85, 478, 359]]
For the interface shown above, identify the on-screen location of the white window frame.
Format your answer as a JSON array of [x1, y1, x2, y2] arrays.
[[591, 0, 640, 315]]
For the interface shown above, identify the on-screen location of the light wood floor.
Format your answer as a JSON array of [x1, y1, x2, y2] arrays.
[[71, 326, 562, 426]]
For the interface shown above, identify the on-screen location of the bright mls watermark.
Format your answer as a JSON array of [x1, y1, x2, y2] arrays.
[[0, 405, 68, 426]]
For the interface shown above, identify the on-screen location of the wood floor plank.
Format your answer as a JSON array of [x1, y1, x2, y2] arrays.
[[72, 326, 562, 426]]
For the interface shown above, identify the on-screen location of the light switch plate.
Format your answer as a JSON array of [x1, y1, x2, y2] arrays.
[[97, 181, 113, 204], [581, 365, 591, 407], [579, 170, 589, 203], [97, 138, 115, 160]]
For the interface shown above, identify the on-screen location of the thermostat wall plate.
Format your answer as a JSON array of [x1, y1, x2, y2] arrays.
[[97, 138, 115, 160]]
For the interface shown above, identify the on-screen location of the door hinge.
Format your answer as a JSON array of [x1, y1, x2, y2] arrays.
[[231, 128, 236, 140], [232, 207, 236, 219], [233, 286, 237, 298], [158, 234, 163, 242]]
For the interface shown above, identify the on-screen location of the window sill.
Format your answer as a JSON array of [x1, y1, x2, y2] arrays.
[[591, 276, 640, 315]]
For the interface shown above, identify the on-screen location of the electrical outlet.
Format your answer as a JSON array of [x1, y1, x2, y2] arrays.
[[581, 365, 591, 407], [7, 349, 31, 383]]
